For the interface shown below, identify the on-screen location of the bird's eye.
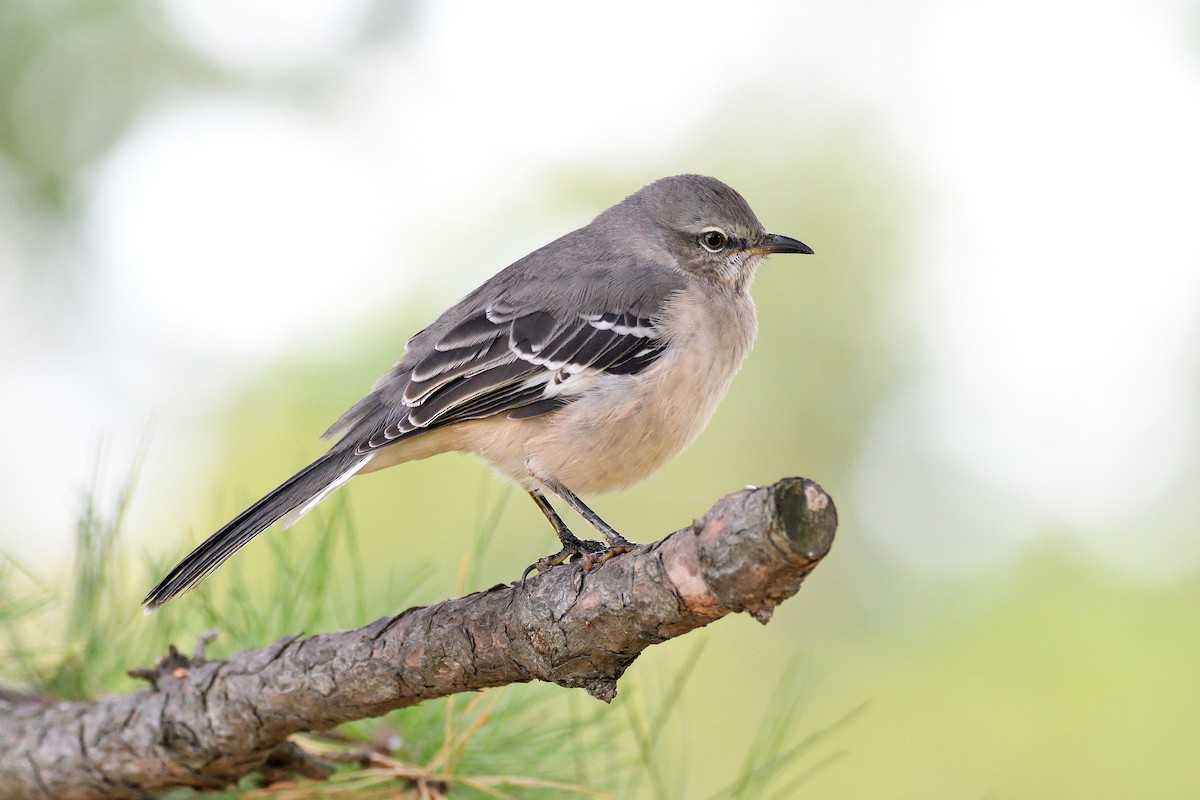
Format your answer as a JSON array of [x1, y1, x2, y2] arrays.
[[699, 228, 728, 252]]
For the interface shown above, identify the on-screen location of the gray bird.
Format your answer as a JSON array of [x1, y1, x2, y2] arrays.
[[144, 174, 812, 611]]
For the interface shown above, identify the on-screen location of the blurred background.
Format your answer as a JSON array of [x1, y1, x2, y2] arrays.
[[1, 0, 1198, 796]]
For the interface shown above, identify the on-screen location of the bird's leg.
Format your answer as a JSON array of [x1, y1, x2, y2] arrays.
[[541, 479, 638, 570], [522, 490, 606, 582]]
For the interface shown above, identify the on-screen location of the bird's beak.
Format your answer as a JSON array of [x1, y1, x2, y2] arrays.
[[750, 233, 814, 256]]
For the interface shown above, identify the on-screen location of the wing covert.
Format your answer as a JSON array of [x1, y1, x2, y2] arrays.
[[351, 302, 670, 455]]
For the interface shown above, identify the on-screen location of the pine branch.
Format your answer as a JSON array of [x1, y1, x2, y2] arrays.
[[0, 477, 837, 800]]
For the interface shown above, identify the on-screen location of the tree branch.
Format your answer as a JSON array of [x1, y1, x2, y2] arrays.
[[0, 477, 837, 800]]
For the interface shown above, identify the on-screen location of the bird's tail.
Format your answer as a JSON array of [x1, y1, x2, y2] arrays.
[[143, 449, 373, 612]]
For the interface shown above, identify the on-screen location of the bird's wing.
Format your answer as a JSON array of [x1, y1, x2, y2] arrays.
[[351, 302, 670, 454]]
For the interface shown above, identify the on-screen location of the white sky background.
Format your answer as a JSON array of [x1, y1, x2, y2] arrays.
[[1, 0, 1198, 577]]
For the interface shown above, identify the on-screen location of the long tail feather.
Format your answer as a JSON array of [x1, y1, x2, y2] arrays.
[[143, 450, 372, 611]]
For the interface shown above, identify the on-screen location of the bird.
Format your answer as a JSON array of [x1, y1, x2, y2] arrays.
[[143, 174, 812, 611]]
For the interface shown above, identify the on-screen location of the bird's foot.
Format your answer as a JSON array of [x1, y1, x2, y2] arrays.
[[578, 534, 637, 571], [521, 537, 607, 585]]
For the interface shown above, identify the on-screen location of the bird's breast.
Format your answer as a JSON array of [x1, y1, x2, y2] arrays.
[[513, 284, 758, 494]]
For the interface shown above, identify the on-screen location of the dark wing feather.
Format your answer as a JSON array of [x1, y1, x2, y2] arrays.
[[349, 303, 669, 455], [405, 335, 510, 401], [408, 360, 535, 427]]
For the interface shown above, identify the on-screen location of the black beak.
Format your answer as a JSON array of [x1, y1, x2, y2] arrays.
[[752, 233, 814, 256]]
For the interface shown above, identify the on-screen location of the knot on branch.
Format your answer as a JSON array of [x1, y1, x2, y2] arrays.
[[127, 629, 218, 688]]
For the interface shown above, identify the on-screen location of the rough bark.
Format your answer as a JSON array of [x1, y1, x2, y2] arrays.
[[0, 477, 837, 800]]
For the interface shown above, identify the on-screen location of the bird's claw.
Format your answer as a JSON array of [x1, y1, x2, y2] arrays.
[[520, 538, 607, 586], [577, 539, 635, 571]]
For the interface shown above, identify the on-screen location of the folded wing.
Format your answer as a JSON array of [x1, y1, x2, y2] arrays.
[[354, 305, 669, 454]]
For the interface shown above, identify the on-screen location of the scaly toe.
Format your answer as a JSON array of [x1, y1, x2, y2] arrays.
[[578, 542, 636, 572], [520, 538, 607, 586]]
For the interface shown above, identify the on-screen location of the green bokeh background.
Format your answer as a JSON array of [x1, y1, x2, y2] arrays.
[[1, 2, 1197, 797]]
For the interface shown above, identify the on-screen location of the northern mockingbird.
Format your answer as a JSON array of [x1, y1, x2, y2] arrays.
[[144, 174, 812, 611]]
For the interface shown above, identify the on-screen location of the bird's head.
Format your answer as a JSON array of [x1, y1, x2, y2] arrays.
[[611, 174, 813, 292]]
